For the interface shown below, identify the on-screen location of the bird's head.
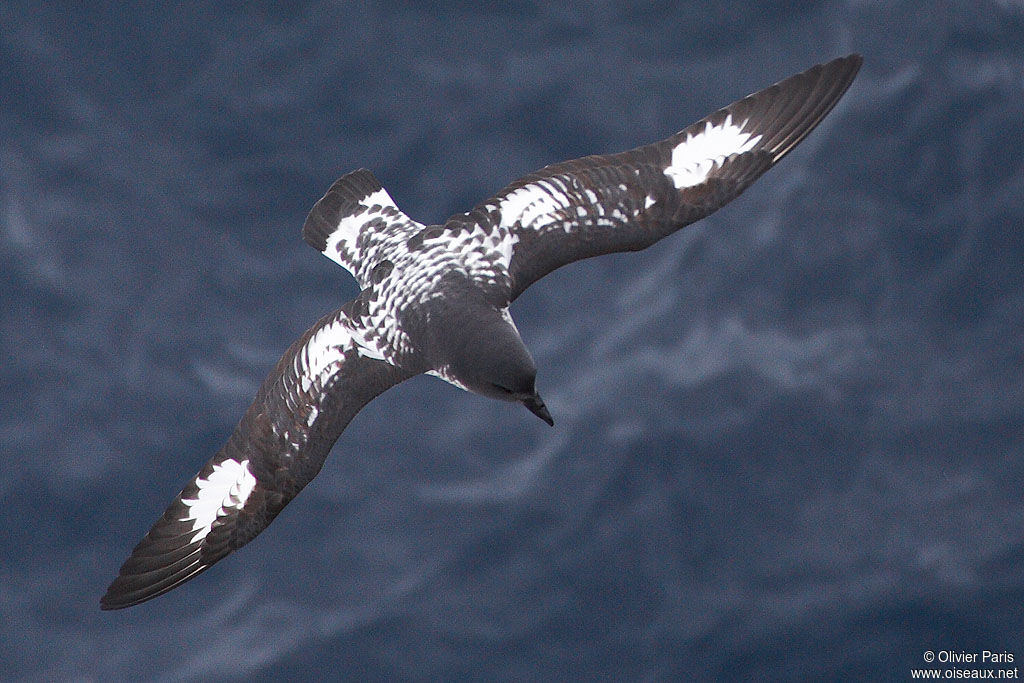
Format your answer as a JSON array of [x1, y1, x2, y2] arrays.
[[438, 308, 553, 426]]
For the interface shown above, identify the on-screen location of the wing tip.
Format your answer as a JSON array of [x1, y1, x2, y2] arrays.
[[791, 53, 863, 89], [99, 534, 209, 610], [836, 52, 864, 71], [100, 560, 211, 610], [100, 529, 224, 609], [100, 580, 151, 610], [768, 53, 863, 160], [724, 53, 862, 164], [816, 53, 864, 103]]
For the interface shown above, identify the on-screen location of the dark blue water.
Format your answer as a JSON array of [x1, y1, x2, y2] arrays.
[[3, 1, 1023, 679]]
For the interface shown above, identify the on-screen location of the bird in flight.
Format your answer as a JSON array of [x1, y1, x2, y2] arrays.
[[102, 55, 862, 609]]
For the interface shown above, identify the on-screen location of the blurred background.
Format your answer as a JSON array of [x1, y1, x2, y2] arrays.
[[2, 1, 1022, 679]]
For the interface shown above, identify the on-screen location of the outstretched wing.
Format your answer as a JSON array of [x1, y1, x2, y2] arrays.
[[101, 295, 418, 609], [303, 169, 426, 289], [471, 54, 861, 299]]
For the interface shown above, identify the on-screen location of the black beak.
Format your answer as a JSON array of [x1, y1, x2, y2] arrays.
[[522, 393, 554, 426]]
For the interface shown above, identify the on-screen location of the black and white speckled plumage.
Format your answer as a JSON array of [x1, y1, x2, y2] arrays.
[[102, 55, 862, 609]]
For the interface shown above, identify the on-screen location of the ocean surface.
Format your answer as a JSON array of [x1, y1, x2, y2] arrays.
[[2, 1, 1023, 679]]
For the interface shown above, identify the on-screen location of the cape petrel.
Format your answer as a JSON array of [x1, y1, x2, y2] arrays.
[[101, 55, 862, 609]]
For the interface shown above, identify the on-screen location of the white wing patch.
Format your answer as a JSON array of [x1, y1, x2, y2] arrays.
[[663, 115, 762, 188], [180, 458, 258, 544], [498, 178, 573, 231]]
